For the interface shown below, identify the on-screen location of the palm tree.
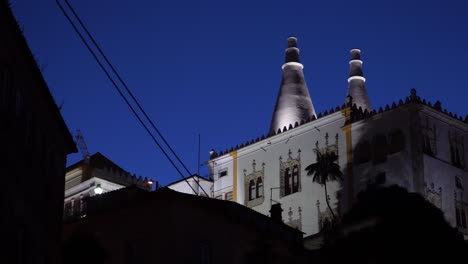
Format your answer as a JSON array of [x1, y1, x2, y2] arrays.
[[305, 150, 343, 222]]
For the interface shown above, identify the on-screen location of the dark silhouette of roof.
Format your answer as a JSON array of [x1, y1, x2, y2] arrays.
[[80, 186, 304, 242], [67, 152, 129, 174], [2, 1, 76, 153]]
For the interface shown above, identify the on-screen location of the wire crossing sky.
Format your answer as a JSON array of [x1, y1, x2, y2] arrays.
[[10, 0, 468, 186]]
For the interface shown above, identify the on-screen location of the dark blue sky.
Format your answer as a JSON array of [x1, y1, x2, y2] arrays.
[[11, 0, 468, 186]]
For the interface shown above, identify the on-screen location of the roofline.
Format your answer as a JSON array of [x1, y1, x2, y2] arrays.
[[84, 186, 304, 236], [209, 89, 468, 161], [165, 174, 213, 187], [4, 2, 77, 154]]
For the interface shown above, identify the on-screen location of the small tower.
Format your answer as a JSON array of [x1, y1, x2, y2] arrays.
[[346, 49, 371, 111], [269, 37, 316, 134]]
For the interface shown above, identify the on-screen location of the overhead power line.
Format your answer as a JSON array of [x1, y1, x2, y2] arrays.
[[55, 0, 209, 197]]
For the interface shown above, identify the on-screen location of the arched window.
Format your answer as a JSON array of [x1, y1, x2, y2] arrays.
[[284, 168, 292, 195], [388, 130, 406, 154], [373, 134, 388, 164], [248, 180, 255, 201], [292, 165, 299, 193], [256, 178, 263, 198]]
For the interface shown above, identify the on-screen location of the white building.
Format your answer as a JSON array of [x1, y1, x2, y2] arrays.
[[63, 152, 152, 220], [206, 37, 468, 238], [167, 175, 213, 197]]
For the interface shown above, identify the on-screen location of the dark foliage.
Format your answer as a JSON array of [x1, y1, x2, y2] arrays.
[[320, 185, 468, 264], [63, 233, 106, 264]]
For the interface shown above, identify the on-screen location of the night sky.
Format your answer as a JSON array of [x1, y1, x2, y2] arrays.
[[10, 0, 468, 186]]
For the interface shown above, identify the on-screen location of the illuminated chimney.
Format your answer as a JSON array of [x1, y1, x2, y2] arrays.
[[269, 37, 316, 134], [346, 49, 371, 111]]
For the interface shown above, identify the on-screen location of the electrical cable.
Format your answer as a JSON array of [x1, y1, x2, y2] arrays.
[[55, 0, 207, 196], [62, 0, 203, 187]]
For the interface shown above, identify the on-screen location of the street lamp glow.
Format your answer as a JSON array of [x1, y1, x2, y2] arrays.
[[94, 184, 103, 195]]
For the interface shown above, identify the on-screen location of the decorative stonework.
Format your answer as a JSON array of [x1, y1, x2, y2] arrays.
[[285, 206, 302, 231], [316, 200, 336, 231], [279, 149, 301, 198], [244, 160, 265, 208], [314, 133, 339, 157], [424, 182, 442, 209]]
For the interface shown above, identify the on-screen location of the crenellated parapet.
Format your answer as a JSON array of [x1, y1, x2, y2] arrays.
[[348, 88, 468, 125], [210, 102, 348, 159], [210, 88, 468, 160]]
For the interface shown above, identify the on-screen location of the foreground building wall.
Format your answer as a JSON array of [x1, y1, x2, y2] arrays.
[[63, 188, 304, 264], [0, 2, 76, 263]]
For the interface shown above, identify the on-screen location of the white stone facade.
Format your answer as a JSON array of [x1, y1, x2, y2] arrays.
[[209, 96, 468, 238]]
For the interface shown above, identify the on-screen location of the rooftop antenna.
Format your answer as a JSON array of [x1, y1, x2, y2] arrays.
[[75, 129, 90, 159], [197, 134, 201, 176]]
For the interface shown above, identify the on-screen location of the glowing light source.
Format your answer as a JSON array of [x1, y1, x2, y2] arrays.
[[148, 180, 154, 185], [94, 184, 103, 195]]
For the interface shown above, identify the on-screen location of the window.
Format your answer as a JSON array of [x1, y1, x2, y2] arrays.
[[248, 180, 255, 201], [292, 165, 299, 193], [256, 178, 263, 198], [200, 243, 212, 264], [279, 150, 301, 198], [451, 144, 463, 168], [284, 168, 292, 196], [421, 117, 437, 156], [388, 130, 405, 154], [456, 207, 467, 229], [449, 132, 465, 168], [456, 177, 463, 190], [375, 172, 386, 185], [218, 169, 228, 178], [225, 191, 233, 201], [64, 201, 72, 217], [373, 134, 388, 164], [354, 141, 371, 164]]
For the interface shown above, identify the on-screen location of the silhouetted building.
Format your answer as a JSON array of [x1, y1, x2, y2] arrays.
[[0, 1, 77, 263], [63, 187, 305, 264], [206, 37, 468, 239], [64, 152, 152, 221]]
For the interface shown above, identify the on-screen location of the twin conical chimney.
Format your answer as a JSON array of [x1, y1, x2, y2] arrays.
[[346, 49, 371, 111], [269, 37, 316, 134]]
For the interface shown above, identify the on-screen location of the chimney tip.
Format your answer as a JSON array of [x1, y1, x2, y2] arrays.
[[350, 48, 361, 60], [287, 37, 298, 48]]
